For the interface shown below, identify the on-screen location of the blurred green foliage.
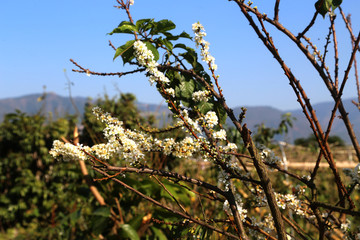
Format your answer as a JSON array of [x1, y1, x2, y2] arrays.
[[0, 94, 200, 239], [294, 134, 345, 150]]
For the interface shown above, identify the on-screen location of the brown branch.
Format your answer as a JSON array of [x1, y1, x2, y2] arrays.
[[163, 60, 286, 239], [152, 175, 188, 214], [339, 10, 360, 107], [274, 0, 280, 22], [70, 58, 145, 77], [282, 214, 315, 240], [93, 167, 240, 239], [108, 40, 116, 51], [234, 1, 354, 209], [61, 131, 106, 206], [339, 7, 360, 54], [242, 4, 360, 162], [105, 165, 227, 196], [115, 0, 138, 40], [330, 16, 340, 90], [243, 219, 278, 240], [311, 201, 360, 217], [297, 10, 319, 39]]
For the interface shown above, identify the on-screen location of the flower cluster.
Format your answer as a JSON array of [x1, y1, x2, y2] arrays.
[[223, 143, 237, 152], [133, 40, 170, 85], [50, 107, 209, 164], [344, 163, 360, 184], [49, 140, 87, 161], [164, 88, 175, 97], [192, 22, 217, 71], [213, 129, 227, 140], [192, 90, 211, 102], [248, 214, 275, 239], [223, 194, 248, 222], [179, 109, 202, 133], [259, 146, 283, 165], [274, 193, 307, 217], [204, 111, 218, 128]]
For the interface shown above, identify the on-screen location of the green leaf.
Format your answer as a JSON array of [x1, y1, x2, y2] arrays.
[[175, 44, 198, 68], [150, 19, 176, 35], [119, 224, 140, 240], [136, 18, 154, 32], [315, 0, 342, 17], [160, 181, 193, 205], [114, 40, 135, 64], [213, 101, 227, 125], [109, 21, 137, 35], [332, 0, 342, 7], [174, 76, 195, 107], [157, 37, 173, 51], [69, 209, 82, 226], [197, 101, 214, 115], [150, 226, 168, 240], [157, 19, 176, 32], [91, 216, 110, 235], [92, 206, 111, 217], [144, 41, 159, 61], [128, 214, 145, 230], [163, 31, 192, 41], [178, 31, 192, 39]]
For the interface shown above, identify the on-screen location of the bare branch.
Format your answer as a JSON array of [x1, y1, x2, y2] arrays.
[[93, 167, 240, 239], [274, 0, 280, 22]]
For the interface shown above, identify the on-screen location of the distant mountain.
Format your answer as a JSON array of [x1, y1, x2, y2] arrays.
[[0, 93, 88, 121], [231, 98, 360, 144], [1, 93, 359, 144], [0, 92, 171, 121]]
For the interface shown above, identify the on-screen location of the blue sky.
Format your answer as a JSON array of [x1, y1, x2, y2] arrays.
[[1, 1, 359, 110]]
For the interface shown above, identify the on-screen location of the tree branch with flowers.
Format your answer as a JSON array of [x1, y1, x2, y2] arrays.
[[51, 0, 360, 239]]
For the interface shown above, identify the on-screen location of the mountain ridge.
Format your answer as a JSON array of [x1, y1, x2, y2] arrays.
[[1, 93, 359, 144]]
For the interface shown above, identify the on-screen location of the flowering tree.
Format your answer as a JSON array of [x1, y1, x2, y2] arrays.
[[51, 0, 360, 239]]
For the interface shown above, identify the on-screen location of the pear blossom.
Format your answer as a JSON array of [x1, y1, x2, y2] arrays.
[[204, 111, 218, 128]]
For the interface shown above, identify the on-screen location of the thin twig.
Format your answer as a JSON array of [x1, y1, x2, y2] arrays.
[[152, 175, 188, 214], [297, 10, 319, 39], [274, 0, 280, 22], [330, 16, 339, 90], [93, 167, 240, 239], [70, 58, 146, 77]]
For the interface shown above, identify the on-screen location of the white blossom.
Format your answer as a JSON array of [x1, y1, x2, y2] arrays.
[[133, 40, 170, 86], [223, 143, 238, 151], [192, 90, 210, 102], [49, 140, 87, 161], [164, 88, 175, 97], [204, 111, 218, 128], [213, 129, 227, 140], [180, 109, 202, 133], [192, 22, 217, 71]]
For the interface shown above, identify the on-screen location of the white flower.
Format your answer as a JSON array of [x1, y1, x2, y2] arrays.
[[192, 22, 217, 72], [213, 129, 226, 140], [49, 140, 87, 161], [165, 88, 175, 97], [180, 109, 201, 133], [192, 90, 210, 102], [129, 0, 134, 5], [204, 111, 218, 128], [192, 22, 204, 32], [223, 143, 237, 151], [133, 40, 170, 86]]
